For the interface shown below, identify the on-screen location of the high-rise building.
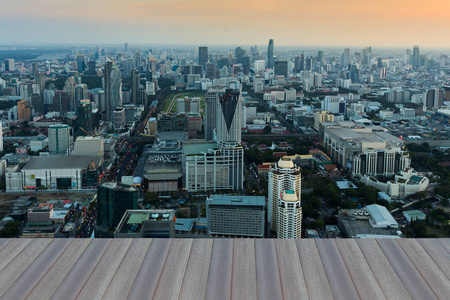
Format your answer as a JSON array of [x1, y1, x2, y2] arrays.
[[0, 122, 3, 152], [104, 59, 122, 122], [341, 48, 350, 67], [73, 136, 104, 157], [131, 68, 140, 105], [317, 51, 324, 64], [53, 91, 70, 113], [274, 60, 288, 77], [214, 89, 242, 145], [347, 64, 360, 83], [322, 96, 346, 114], [77, 55, 85, 73], [124, 42, 128, 52], [268, 157, 301, 232], [77, 100, 97, 135], [48, 124, 71, 154], [88, 60, 96, 75], [277, 190, 302, 239], [4, 59, 14, 72], [425, 88, 444, 109], [97, 182, 138, 228], [206, 195, 265, 238], [235, 47, 245, 63], [75, 84, 88, 108], [199, 46, 208, 70], [17, 100, 31, 120], [267, 39, 274, 69], [412, 45, 420, 69]]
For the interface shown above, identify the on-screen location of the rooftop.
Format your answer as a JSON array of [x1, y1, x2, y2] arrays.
[[0, 239, 448, 299], [366, 204, 399, 228], [207, 195, 265, 206], [22, 156, 102, 170]]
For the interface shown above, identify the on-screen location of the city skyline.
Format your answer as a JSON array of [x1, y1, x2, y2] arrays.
[[1, 0, 450, 48]]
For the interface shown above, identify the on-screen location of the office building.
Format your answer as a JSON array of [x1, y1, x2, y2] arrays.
[[88, 60, 96, 75], [0, 123, 3, 152], [53, 91, 70, 114], [176, 97, 200, 114], [352, 148, 410, 177], [425, 88, 444, 109], [412, 45, 420, 69], [199, 46, 208, 70], [321, 96, 346, 114], [73, 136, 104, 157], [76, 54, 85, 73], [274, 60, 288, 77], [48, 124, 71, 154], [215, 89, 242, 146], [341, 48, 350, 66], [206, 195, 265, 238], [268, 158, 301, 231], [97, 182, 138, 228], [17, 100, 31, 120], [131, 68, 140, 105], [75, 84, 88, 107], [267, 39, 274, 69], [4, 59, 14, 72], [77, 100, 99, 135], [277, 190, 302, 239], [104, 59, 122, 122], [114, 210, 175, 238]]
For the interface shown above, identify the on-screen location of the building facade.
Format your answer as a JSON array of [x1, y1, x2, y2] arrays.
[[48, 124, 70, 154], [277, 190, 302, 239]]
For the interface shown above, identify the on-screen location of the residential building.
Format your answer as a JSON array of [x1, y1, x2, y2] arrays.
[[277, 190, 302, 239], [48, 124, 71, 154], [206, 195, 265, 238]]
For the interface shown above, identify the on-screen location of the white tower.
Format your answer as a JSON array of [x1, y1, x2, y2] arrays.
[[277, 190, 302, 239], [268, 157, 301, 232]]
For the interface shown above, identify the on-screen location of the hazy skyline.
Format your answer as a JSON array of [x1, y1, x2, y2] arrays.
[[1, 0, 449, 48]]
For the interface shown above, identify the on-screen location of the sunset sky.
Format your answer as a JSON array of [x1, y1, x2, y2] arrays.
[[1, 0, 449, 48]]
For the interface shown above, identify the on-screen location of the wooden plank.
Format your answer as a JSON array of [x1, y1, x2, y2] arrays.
[[75, 239, 132, 300], [127, 239, 172, 299], [153, 239, 193, 300], [179, 239, 213, 300], [0, 239, 52, 294], [335, 239, 385, 300], [25, 239, 92, 300], [295, 239, 333, 300], [231, 239, 257, 300], [376, 239, 436, 300], [417, 239, 450, 279], [1, 239, 72, 299], [356, 239, 412, 300], [0, 239, 32, 273], [50, 239, 112, 300], [0, 239, 11, 252], [101, 239, 152, 300], [316, 239, 359, 300], [275, 239, 308, 300], [437, 239, 450, 254], [205, 239, 233, 300], [396, 239, 450, 300], [255, 239, 283, 300]]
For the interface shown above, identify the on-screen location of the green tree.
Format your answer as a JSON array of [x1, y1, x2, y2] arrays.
[[440, 198, 449, 207]]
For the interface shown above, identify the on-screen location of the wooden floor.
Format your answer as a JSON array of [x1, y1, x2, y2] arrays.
[[0, 238, 449, 299]]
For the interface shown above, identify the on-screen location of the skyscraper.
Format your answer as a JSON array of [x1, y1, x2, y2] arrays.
[[267, 39, 274, 69], [77, 55, 85, 73], [199, 46, 208, 70], [277, 190, 302, 239], [412, 45, 420, 69], [215, 89, 242, 145], [268, 157, 301, 232], [104, 59, 122, 122], [48, 124, 70, 154], [4, 59, 14, 72], [17, 100, 31, 120], [97, 182, 138, 228], [131, 68, 140, 105], [274, 60, 288, 77], [342, 48, 350, 67]]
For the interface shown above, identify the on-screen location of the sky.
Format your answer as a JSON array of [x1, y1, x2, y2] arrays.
[[1, 0, 450, 48]]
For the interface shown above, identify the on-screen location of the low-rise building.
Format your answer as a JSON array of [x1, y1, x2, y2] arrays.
[[403, 210, 427, 224], [114, 210, 175, 238]]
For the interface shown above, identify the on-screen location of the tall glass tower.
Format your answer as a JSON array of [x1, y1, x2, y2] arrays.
[[267, 39, 274, 69]]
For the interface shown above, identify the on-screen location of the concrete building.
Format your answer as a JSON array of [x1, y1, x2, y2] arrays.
[[268, 158, 301, 232], [206, 195, 265, 238], [104, 59, 122, 122], [352, 148, 410, 177], [176, 97, 200, 114], [314, 111, 335, 132], [113, 107, 125, 129], [27, 203, 54, 224], [114, 210, 175, 238], [73, 136, 104, 157], [17, 100, 31, 120], [277, 190, 302, 239], [97, 182, 138, 228], [6, 155, 101, 191], [321, 96, 346, 114], [403, 210, 427, 224], [48, 124, 71, 154]]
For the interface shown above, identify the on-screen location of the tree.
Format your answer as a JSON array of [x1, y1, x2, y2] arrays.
[[440, 198, 449, 207], [263, 125, 271, 134], [0, 220, 21, 238]]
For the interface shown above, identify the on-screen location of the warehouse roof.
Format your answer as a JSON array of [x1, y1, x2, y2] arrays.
[[22, 156, 102, 170], [0, 239, 449, 299]]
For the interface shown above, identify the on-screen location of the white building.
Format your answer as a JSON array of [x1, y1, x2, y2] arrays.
[[268, 158, 301, 232], [48, 124, 71, 154], [322, 96, 346, 114], [277, 190, 302, 239], [365, 204, 398, 228], [73, 136, 104, 157], [176, 97, 200, 114], [352, 148, 410, 177]]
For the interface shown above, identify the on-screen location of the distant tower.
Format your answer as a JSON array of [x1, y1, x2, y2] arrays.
[[125, 43, 128, 52], [48, 124, 70, 154], [267, 39, 274, 69], [77, 54, 85, 73], [277, 190, 302, 239], [268, 158, 301, 232], [342, 48, 350, 67], [215, 89, 242, 146], [412, 45, 420, 69], [131, 68, 140, 105], [199, 46, 208, 70], [104, 59, 122, 122]]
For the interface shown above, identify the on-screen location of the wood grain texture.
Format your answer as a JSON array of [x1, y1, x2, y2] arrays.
[[205, 239, 233, 300], [417, 239, 450, 279], [356, 239, 412, 300], [295, 239, 334, 300], [179, 239, 213, 300], [25, 239, 92, 300], [255, 239, 283, 300], [376, 239, 437, 300], [396, 239, 450, 300], [101, 239, 153, 300], [231, 239, 257, 300]]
